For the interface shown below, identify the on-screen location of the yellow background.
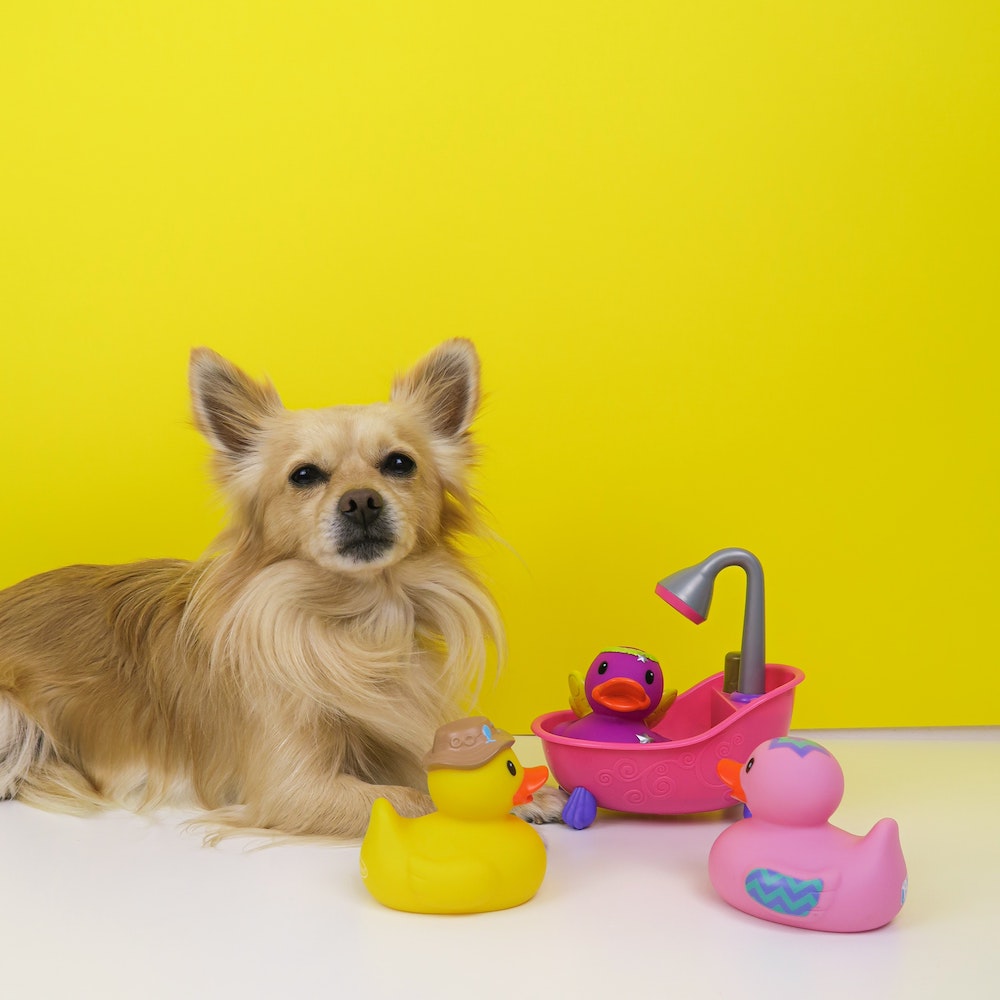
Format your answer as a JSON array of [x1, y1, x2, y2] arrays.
[[2, 3, 997, 730]]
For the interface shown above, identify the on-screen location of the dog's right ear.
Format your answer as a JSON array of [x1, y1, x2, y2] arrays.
[[189, 348, 283, 458]]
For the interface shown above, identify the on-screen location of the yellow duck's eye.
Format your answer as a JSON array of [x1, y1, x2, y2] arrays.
[[507, 760, 517, 777]]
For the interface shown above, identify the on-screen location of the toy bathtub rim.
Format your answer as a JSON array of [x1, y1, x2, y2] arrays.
[[531, 663, 805, 755]]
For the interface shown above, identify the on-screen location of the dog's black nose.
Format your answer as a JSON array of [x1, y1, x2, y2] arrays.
[[338, 489, 384, 529]]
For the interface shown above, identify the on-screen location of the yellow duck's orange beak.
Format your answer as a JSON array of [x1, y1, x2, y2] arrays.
[[717, 758, 746, 804], [513, 765, 549, 805]]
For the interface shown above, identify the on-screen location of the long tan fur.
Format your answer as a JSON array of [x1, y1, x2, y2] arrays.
[[0, 340, 507, 839]]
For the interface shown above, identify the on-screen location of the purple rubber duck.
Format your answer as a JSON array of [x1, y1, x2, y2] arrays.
[[554, 647, 676, 744]]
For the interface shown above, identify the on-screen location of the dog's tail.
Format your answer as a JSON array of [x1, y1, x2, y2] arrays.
[[0, 697, 45, 799], [0, 698, 105, 812]]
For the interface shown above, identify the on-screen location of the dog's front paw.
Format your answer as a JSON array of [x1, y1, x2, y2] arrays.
[[513, 784, 568, 824]]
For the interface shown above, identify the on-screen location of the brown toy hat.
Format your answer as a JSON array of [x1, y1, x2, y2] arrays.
[[423, 717, 515, 771]]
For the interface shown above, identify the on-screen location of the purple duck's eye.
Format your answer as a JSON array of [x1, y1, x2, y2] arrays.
[[645, 670, 655, 685], [598, 661, 609, 674]]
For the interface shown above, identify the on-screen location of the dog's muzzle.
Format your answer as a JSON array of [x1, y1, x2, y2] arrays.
[[336, 489, 396, 562]]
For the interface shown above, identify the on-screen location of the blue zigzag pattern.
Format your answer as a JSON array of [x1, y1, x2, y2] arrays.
[[745, 868, 823, 916], [768, 736, 830, 758]]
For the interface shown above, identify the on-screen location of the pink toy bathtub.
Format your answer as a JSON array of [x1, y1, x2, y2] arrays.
[[532, 664, 804, 815]]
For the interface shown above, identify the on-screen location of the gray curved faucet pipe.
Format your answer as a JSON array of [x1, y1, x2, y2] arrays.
[[655, 547, 766, 697]]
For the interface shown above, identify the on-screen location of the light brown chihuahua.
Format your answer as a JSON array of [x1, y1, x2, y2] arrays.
[[0, 341, 558, 838]]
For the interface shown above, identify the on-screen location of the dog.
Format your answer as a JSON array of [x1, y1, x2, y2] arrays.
[[0, 340, 561, 838]]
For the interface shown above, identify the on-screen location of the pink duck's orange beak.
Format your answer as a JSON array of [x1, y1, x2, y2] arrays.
[[717, 758, 746, 804], [513, 765, 549, 806]]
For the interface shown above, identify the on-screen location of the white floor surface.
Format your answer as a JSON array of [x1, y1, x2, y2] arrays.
[[3, 728, 997, 999]]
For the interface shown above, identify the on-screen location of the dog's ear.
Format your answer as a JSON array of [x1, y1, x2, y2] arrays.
[[189, 348, 283, 457], [391, 339, 481, 439]]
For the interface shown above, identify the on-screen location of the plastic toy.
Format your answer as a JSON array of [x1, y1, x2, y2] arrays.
[[553, 647, 676, 744], [359, 717, 549, 914], [709, 736, 908, 932], [532, 549, 803, 822], [655, 547, 766, 697]]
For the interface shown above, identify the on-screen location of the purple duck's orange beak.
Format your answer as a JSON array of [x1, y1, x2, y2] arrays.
[[717, 758, 746, 804], [592, 677, 651, 713], [513, 765, 549, 806]]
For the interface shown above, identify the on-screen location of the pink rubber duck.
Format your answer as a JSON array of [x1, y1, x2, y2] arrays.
[[709, 736, 907, 932]]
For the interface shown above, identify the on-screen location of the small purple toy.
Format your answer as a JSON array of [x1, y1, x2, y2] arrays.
[[709, 736, 908, 932], [553, 647, 676, 744]]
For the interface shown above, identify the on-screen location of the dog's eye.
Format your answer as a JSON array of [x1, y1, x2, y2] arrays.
[[380, 452, 416, 477], [289, 464, 328, 488]]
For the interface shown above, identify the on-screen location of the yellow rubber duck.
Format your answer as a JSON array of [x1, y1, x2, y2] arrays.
[[360, 717, 549, 914]]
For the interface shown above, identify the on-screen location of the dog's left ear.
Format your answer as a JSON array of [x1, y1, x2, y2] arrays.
[[189, 348, 283, 458], [391, 339, 481, 439]]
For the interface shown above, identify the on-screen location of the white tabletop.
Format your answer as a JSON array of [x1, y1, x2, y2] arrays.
[[3, 728, 997, 999]]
